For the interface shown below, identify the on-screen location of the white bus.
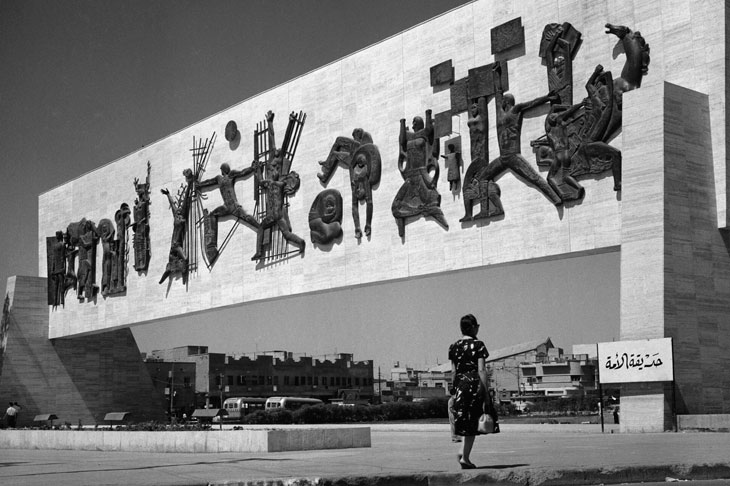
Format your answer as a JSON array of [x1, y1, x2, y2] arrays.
[[264, 396, 323, 411], [221, 397, 267, 422]]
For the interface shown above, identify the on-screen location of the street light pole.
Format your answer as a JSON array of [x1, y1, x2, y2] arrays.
[[168, 369, 174, 420]]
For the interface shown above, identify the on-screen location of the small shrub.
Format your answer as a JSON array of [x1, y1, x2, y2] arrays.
[[292, 404, 331, 424], [242, 409, 293, 425]]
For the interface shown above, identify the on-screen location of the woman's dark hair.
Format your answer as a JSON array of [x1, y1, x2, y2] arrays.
[[460, 314, 479, 336]]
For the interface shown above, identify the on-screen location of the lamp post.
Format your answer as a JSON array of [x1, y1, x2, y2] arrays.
[[168, 369, 174, 420]]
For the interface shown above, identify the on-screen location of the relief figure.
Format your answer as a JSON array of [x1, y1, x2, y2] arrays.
[[391, 109, 448, 237]]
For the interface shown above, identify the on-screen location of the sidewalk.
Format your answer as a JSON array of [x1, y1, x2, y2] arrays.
[[1, 424, 729, 486]]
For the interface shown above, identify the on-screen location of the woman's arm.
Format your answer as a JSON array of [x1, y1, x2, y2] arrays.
[[477, 357, 488, 392]]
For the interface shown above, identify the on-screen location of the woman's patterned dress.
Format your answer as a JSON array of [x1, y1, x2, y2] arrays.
[[448, 338, 489, 436]]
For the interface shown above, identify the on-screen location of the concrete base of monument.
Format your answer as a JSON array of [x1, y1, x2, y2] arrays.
[[0, 425, 371, 453], [678, 415, 730, 433]]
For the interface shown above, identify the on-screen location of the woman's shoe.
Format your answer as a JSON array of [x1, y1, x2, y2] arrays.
[[459, 459, 476, 469]]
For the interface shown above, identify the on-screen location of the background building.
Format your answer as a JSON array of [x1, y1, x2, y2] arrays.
[[145, 347, 374, 409], [380, 338, 598, 407]]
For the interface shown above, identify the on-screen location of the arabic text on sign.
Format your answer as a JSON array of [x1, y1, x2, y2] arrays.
[[604, 352, 663, 371]]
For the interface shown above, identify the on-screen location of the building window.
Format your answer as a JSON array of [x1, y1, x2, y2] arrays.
[[267, 376, 273, 385], [295, 376, 300, 386], [273, 376, 279, 386], [227, 375, 233, 386], [183, 377, 191, 388], [330, 377, 335, 386], [355, 378, 360, 386], [335, 377, 341, 386], [284, 376, 290, 385], [259, 376, 264, 386], [307, 376, 313, 386], [237, 375, 246, 386]]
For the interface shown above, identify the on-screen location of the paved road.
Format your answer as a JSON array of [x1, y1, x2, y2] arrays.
[[0, 424, 729, 485]]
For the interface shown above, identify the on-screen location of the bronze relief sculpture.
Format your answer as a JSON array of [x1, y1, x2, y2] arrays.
[[441, 141, 462, 193], [159, 169, 195, 285], [318, 128, 381, 239], [391, 109, 448, 237], [462, 63, 561, 218], [309, 189, 343, 245], [197, 161, 259, 264], [461, 96, 503, 221], [65, 219, 99, 302], [46, 230, 66, 307], [251, 110, 307, 261], [532, 23, 649, 194], [99, 204, 131, 297], [132, 162, 151, 272]]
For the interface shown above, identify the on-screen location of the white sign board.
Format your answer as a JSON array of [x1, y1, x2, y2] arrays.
[[597, 338, 673, 384]]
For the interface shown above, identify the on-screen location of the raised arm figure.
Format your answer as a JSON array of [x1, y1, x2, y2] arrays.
[[197, 161, 259, 263], [391, 110, 448, 238], [478, 63, 562, 207]]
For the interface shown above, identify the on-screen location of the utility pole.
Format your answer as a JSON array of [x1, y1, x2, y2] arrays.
[[378, 367, 382, 403], [168, 368, 174, 420]]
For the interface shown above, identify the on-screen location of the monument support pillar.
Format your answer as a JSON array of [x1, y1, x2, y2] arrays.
[[0, 276, 166, 426], [620, 82, 730, 432]]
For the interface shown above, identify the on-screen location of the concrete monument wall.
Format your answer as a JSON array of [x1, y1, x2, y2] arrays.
[[38, 1, 726, 338], [620, 83, 730, 431]]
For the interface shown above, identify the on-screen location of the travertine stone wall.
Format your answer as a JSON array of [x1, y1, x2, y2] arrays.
[[38, 1, 726, 338], [620, 83, 730, 432]]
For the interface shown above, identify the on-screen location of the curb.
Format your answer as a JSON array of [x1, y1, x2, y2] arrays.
[[208, 464, 730, 486]]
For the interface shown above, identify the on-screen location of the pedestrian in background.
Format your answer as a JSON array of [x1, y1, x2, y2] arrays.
[[4, 402, 18, 428], [448, 392, 461, 442], [448, 314, 489, 469]]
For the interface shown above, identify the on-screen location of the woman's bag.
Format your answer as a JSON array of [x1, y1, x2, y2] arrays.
[[478, 395, 500, 434], [477, 412, 495, 434]]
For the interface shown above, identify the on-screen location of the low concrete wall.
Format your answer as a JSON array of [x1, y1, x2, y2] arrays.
[[0, 426, 371, 453], [678, 415, 730, 432]]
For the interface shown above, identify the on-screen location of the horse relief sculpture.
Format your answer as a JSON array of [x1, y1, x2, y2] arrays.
[[318, 128, 381, 239], [532, 23, 649, 194], [391, 109, 448, 237]]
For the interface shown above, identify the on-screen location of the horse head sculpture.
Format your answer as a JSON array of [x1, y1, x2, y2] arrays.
[[606, 23, 650, 92]]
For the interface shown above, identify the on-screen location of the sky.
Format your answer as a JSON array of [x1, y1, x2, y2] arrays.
[[0, 0, 620, 372]]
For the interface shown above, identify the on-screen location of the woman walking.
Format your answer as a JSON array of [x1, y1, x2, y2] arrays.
[[448, 314, 489, 468]]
